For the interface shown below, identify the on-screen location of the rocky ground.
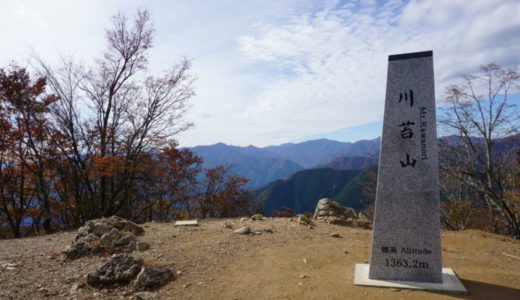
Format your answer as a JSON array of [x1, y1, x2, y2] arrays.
[[0, 217, 519, 299]]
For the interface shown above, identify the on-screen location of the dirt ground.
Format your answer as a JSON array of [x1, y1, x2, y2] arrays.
[[0, 218, 519, 300]]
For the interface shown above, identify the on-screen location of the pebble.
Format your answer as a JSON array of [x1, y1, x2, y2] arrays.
[[330, 233, 341, 238], [69, 284, 80, 294], [298, 275, 306, 279]]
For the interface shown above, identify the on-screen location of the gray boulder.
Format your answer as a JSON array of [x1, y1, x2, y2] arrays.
[[86, 254, 143, 286], [250, 214, 264, 221], [134, 266, 173, 290], [313, 198, 357, 220]]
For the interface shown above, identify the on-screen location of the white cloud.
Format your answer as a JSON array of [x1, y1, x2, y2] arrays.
[[0, 0, 518, 147], [235, 0, 520, 146]]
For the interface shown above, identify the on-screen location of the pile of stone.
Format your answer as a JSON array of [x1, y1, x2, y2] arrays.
[[65, 216, 150, 259], [313, 198, 371, 229], [87, 254, 172, 290]]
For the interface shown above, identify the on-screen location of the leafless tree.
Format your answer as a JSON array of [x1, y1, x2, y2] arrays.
[[35, 9, 195, 222], [439, 63, 520, 238]]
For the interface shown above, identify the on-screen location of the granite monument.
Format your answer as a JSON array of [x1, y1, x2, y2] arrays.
[[354, 51, 466, 293]]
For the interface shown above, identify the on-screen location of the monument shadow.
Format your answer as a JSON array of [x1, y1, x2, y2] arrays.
[[433, 279, 520, 299]]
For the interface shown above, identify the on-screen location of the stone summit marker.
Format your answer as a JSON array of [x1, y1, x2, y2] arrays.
[[354, 51, 466, 293]]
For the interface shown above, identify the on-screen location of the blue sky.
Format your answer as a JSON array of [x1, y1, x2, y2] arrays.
[[0, 0, 519, 146]]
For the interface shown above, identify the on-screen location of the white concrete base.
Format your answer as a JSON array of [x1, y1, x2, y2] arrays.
[[174, 220, 198, 226], [354, 264, 467, 293]]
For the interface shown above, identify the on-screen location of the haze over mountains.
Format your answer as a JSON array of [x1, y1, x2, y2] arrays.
[[189, 138, 381, 189], [189, 134, 519, 215]]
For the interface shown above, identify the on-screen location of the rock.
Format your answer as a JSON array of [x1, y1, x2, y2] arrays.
[[134, 266, 173, 290], [223, 222, 233, 229], [240, 217, 248, 222], [69, 283, 83, 294], [312, 198, 371, 228], [314, 198, 357, 220], [299, 274, 306, 279], [86, 254, 143, 287], [294, 214, 315, 226], [358, 212, 371, 222], [123, 241, 137, 253], [330, 233, 341, 238], [103, 216, 144, 236], [66, 216, 146, 259], [79, 216, 144, 238], [136, 242, 151, 252], [234, 226, 251, 234], [323, 216, 354, 226], [132, 291, 158, 300], [356, 220, 372, 229], [76, 222, 92, 239], [64, 241, 90, 260], [91, 223, 113, 237], [99, 228, 120, 248], [64, 275, 80, 284], [83, 233, 100, 244], [250, 214, 263, 221], [114, 232, 138, 247]]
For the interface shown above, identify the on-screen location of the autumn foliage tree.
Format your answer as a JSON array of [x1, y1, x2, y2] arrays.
[[197, 166, 253, 218], [0, 66, 58, 237], [131, 142, 202, 222]]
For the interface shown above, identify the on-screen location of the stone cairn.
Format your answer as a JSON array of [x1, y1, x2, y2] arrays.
[[64, 216, 172, 291], [64, 216, 150, 260]]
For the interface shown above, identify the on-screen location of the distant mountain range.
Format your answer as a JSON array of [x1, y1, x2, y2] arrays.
[[189, 134, 519, 215], [264, 138, 380, 168], [188, 143, 303, 188], [189, 138, 380, 188]]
